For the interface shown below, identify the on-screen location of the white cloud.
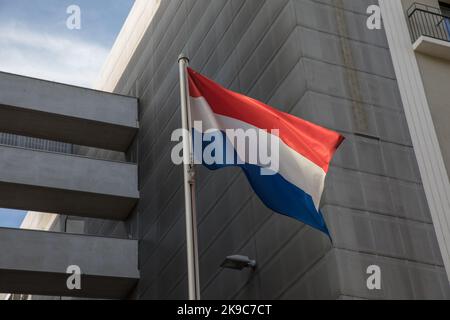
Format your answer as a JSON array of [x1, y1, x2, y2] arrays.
[[0, 25, 109, 88]]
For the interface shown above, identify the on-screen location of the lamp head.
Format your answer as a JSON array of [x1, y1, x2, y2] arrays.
[[220, 255, 257, 271]]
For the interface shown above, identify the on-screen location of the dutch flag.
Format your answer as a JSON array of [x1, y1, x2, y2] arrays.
[[188, 68, 344, 236]]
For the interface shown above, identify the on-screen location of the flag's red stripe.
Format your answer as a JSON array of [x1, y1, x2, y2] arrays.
[[188, 68, 344, 172]]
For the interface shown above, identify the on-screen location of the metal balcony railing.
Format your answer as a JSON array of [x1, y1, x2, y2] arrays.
[[407, 3, 450, 43]]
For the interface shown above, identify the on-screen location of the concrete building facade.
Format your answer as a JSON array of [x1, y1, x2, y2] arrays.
[[1, 0, 450, 299]]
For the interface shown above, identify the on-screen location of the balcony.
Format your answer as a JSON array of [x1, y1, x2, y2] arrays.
[[407, 3, 450, 60], [0, 144, 139, 220], [0, 227, 139, 299], [0, 72, 138, 152]]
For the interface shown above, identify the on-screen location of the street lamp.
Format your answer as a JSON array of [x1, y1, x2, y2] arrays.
[[220, 255, 257, 271]]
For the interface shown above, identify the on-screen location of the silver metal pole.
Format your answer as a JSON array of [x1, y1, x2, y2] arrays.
[[178, 54, 201, 301]]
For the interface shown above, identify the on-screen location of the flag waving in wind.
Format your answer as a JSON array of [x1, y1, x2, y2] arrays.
[[187, 68, 344, 236]]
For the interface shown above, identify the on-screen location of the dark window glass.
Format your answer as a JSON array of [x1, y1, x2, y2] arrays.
[[440, 1, 450, 17]]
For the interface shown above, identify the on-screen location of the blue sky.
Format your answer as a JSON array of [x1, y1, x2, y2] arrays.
[[0, 0, 134, 228], [0, 0, 134, 87]]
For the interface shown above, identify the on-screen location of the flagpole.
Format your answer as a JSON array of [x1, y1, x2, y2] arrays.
[[178, 54, 201, 301]]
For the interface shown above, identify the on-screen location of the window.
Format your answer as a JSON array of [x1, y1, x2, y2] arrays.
[[440, 1, 450, 16], [440, 2, 450, 39]]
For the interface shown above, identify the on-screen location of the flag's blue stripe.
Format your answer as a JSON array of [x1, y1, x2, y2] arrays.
[[193, 130, 329, 236]]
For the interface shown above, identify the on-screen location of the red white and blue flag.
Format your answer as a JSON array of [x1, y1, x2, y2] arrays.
[[188, 68, 344, 236]]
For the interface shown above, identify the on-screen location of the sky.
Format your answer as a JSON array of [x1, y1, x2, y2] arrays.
[[0, 0, 134, 228], [0, 0, 134, 87]]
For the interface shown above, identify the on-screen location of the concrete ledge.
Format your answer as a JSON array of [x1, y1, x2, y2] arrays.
[[413, 36, 450, 61], [0, 145, 139, 220], [0, 228, 139, 299], [0, 72, 138, 151]]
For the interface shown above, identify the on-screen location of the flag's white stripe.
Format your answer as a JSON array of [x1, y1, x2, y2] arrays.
[[190, 96, 326, 209]]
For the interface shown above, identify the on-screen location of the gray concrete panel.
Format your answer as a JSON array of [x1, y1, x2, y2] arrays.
[[0, 227, 139, 299], [0, 72, 138, 151], [0, 145, 139, 219]]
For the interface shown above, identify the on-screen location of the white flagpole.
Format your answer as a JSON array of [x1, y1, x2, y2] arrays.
[[178, 54, 201, 300]]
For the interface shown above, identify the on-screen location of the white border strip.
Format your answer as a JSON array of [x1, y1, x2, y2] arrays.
[[190, 97, 326, 209], [380, 0, 450, 281], [95, 0, 161, 91]]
